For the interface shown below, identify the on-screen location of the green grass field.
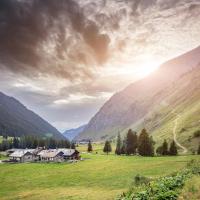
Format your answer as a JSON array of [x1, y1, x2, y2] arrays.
[[179, 176, 200, 200], [0, 153, 199, 200]]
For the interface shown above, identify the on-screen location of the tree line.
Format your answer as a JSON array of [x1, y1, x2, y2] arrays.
[[87, 128, 185, 156], [0, 135, 71, 151], [156, 139, 178, 156], [115, 129, 155, 156]]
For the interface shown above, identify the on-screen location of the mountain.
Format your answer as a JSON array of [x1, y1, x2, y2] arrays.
[[0, 92, 65, 139], [77, 46, 200, 142], [123, 64, 200, 151], [63, 125, 87, 141]]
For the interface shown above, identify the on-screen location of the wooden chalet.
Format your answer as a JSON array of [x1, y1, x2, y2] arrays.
[[9, 149, 35, 163]]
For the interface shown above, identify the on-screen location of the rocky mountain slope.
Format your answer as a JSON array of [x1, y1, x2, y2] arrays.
[[0, 92, 65, 139], [77, 46, 200, 142]]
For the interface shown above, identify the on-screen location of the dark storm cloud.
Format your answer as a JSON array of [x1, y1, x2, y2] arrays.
[[0, 0, 110, 79]]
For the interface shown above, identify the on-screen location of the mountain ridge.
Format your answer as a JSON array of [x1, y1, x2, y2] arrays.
[[0, 92, 65, 139], [77, 46, 200, 141], [63, 125, 87, 141]]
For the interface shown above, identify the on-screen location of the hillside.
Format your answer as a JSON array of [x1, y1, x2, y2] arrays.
[[0, 92, 65, 139], [138, 65, 200, 151], [77, 46, 200, 142], [63, 125, 87, 141]]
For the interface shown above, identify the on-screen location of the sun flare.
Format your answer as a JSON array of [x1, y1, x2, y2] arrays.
[[136, 65, 160, 78]]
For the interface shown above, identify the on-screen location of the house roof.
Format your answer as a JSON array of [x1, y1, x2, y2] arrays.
[[58, 149, 79, 156], [9, 149, 34, 158], [8, 148, 79, 158], [38, 149, 63, 158]]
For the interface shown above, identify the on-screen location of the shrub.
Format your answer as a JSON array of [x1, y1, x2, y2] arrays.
[[117, 160, 200, 200], [193, 130, 200, 138], [134, 174, 151, 186]]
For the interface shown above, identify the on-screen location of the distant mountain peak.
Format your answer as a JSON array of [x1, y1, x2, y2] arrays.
[[63, 124, 87, 141]]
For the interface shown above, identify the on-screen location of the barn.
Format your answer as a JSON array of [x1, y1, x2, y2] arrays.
[[38, 149, 64, 162], [9, 150, 35, 163], [59, 149, 80, 160]]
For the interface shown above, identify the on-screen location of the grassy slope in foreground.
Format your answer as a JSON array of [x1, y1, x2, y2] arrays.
[[0, 154, 199, 200]]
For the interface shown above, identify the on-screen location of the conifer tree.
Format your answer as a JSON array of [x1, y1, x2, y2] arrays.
[[13, 137, 19, 148], [169, 140, 178, 156], [138, 129, 154, 156], [156, 146, 163, 156], [162, 139, 169, 155], [87, 140, 93, 152], [120, 140, 126, 154], [149, 136, 155, 156], [115, 133, 122, 155], [126, 129, 138, 155], [103, 140, 112, 155], [71, 142, 76, 149]]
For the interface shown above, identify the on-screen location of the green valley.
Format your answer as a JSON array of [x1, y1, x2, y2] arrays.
[[0, 153, 199, 200]]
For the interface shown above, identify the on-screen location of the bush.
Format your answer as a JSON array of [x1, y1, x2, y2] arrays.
[[187, 160, 200, 175], [134, 174, 151, 186], [117, 160, 200, 200], [193, 130, 200, 138]]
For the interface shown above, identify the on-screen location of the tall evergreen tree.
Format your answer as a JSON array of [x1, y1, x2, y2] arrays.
[[169, 140, 178, 156], [149, 136, 155, 156], [71, 142, 76, 149], [162, 139, 169, 155], [1, 139, 11, 151], [156, 146, 163, 156], [103, 141, 112, 155], [126, 129, 137, 155], [138, 129, 154, 156], [121, 140, 126, 154], [87, 140, 93, 152], [115, 133, 122, 155], [13, 137, 19, 148]]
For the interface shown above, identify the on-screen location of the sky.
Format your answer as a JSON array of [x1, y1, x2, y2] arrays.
[[0, 0, 200, 132]]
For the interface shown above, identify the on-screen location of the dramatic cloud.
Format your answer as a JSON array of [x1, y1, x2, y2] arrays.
[[0, 0, 111, 80], [0, 0, 200, 130]]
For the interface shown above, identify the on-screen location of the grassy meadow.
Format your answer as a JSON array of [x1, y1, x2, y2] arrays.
[[0, 151, 199, 200], [179, 175, 200, 200]]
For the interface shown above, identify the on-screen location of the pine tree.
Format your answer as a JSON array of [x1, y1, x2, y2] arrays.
[[13, 137, 19, 148], [149, 136, 155, 156], [121, 140, 126, 154], [126, 129, 138, 155], [169, 140, 178, 156], [138, 129, 154, 156], [71, 142, 76, 149], [103, 141, 112, 155], [162, 139, 169, 155], [1, 139, 10, 151], [156, 146, 163, 156], [115, 133, 122, 155], [197, 143, 200, 155], [87, 140, 93, 152]]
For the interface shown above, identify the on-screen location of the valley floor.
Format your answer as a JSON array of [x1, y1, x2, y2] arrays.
[[0, 154, 199, 200]]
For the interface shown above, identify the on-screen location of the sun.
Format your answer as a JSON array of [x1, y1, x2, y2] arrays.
[[136, 61, 160, 78], [137, 65, 159, 78]]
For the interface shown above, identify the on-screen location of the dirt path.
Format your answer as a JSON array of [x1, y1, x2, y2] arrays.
[[172, 112, 188, 154]]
